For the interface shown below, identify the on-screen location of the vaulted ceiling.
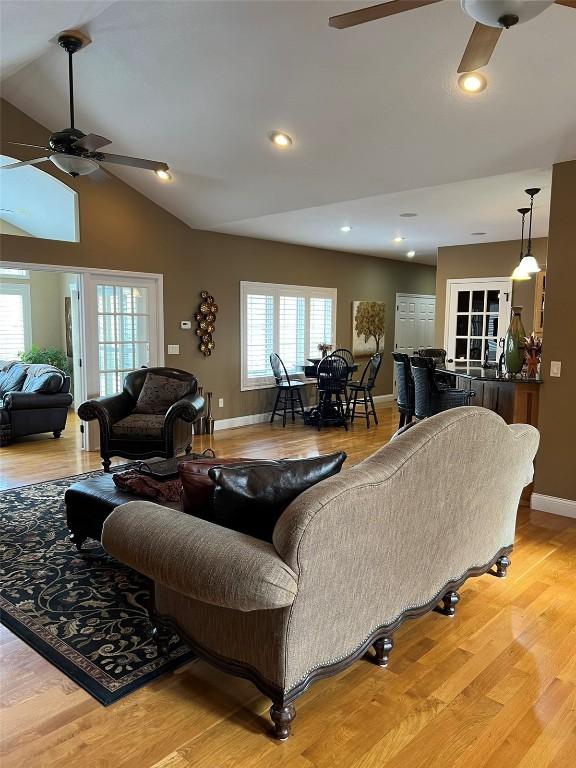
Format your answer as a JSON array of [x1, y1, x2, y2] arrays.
[[2, 1, 575, 263]]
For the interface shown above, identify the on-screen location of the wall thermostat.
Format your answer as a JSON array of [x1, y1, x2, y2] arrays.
[[180, 320, 192, 330]]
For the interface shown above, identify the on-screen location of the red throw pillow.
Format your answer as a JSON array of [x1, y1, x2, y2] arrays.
[[179, 458, 254, 518]]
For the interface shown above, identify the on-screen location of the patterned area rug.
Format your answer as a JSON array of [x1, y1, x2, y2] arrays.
[[0, 471, 194, 705]]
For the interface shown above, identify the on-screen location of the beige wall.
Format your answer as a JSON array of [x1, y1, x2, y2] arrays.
[[1, 100, 435, 419], [434, 238, 548, 346], [534, 160, 576, 501]]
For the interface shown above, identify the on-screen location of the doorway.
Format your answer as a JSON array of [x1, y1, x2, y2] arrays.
[[2, 262, 164, 452]]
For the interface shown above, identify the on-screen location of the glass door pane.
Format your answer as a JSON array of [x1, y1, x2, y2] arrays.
[[96, 283, 153, 396], [447, 280, 511, 365]]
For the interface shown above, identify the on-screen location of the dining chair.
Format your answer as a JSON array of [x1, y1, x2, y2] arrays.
[[332, 347, 354, 379], [269, 353, 305, 427], [410, 356, 474, 419], [347, 353, 382, 427], [316, 354, 349, 431], [392, 352, 414, 429]]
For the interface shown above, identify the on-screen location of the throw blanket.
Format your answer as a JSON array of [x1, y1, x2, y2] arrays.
[[112, 470, 182, 502]]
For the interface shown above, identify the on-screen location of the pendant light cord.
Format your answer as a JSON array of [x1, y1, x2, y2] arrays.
[[68, 50, 75, 129], [526, 193, 534, 254]]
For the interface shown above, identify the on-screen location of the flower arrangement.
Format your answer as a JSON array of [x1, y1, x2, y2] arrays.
[[317, 342, 333, 358], [524, 333, 542, 378]]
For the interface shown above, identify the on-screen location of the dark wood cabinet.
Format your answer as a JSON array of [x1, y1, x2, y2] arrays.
[[449, 373, 540, 427]]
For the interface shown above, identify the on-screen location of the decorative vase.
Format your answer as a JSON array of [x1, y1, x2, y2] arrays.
[[504, 306, 526, 375], [204, 391, 214, 435], [193, 386, 205, 435]]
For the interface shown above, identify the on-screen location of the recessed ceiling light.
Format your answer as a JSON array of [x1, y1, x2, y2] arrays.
[[269, 131, 293, 148], [406, 250, 416, 257], [458, 72, 487, 94], [340, 225, 352, 232], [399, 212, 418, 218], [155, 169, 172, 181], [393, 236, 406, 243], [470, 232, 487, 236]]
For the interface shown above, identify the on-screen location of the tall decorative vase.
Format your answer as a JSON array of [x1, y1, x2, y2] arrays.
[[193, 386, 205, 435], [504, 306, 526, 375], [204, 391, 214, 435]]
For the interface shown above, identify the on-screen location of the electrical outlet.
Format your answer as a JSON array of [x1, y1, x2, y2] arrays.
[[180, 320, 192, 330], [550, 361, 561, 377], [167, 344, 179, 355], [218, 398, 224, 408]]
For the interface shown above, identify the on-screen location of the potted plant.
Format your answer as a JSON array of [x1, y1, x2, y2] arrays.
[[19, 345, 71, 375], [523, 334, 542, 379]]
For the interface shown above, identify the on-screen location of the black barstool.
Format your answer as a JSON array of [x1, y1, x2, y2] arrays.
[[316, 354, 349, 431], [392, 352, 414, 429], [410, 356, 474, 419], [269, 353, 305, 427], [347, 353, 382, 427]]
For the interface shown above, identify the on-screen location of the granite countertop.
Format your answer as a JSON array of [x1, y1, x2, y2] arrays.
[[437, 364, 542, 383]]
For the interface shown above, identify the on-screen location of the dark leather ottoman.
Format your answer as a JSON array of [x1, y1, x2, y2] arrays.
[[65, 475, 179, 550]]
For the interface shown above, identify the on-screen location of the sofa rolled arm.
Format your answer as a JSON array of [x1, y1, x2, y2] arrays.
[[3, 391, 73, 410], [78, 392, 133, 439], [102, 501, 298, 611], [165, 393, 205, 427]]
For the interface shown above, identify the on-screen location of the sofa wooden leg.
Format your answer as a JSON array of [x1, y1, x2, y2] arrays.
[[435, 590, 460, 616], [373, 636, 394, 667], [53, 430, 62, 439], [102, 457, 112, 472], [269, 702, 295, 740], [491, 555, 511, 578]]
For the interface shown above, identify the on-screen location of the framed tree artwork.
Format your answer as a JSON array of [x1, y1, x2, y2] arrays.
[[352, 301, 385, 355]]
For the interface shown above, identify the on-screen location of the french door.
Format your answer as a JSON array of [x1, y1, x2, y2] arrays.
[[445, 279, 511, 365]]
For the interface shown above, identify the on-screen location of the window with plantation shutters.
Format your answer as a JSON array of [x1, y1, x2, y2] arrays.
[[241, 282, 336, 390], [0, 282, 31, 359]]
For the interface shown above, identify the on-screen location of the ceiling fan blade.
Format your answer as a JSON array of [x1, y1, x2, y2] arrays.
[[457, 23, 503, 73], [6, 141, 51, 150], [98, 153, 169, 172], [1, 157, 51, 169], [329, 0, 443, 29], [72, 133, 112, 151], [555, 0, 576, 8]]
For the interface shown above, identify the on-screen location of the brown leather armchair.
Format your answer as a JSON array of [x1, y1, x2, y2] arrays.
[[78, 367, 204, 471]]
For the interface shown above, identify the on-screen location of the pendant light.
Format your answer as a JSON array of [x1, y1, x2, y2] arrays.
[[511, 207, 531, 281], [518, 187, 542, 274]]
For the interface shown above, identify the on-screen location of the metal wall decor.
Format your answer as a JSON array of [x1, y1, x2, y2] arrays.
[[194, 290, 218, 356]]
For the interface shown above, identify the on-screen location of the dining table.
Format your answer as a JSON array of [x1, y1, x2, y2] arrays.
[[300, 358, 359, 427]]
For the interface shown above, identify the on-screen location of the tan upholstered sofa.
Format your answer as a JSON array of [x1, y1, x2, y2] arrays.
[[102, 407, 539, 739]]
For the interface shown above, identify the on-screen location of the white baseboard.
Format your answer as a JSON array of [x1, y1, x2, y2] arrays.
[[214, 411, 273, 431], [373, 394, 395, 403], [530, 493, 576, 519], [214, 393, 395, 432]]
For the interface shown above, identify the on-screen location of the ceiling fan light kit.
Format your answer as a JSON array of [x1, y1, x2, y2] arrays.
[[2, 30, 169, 180], [328, 0, 574, 74]]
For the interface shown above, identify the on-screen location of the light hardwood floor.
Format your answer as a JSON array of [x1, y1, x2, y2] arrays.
[[1, 405, 575, 768]]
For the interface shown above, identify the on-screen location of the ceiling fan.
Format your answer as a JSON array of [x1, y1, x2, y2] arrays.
[[329, 0, 576, 73], [2, 30, 169, 178]]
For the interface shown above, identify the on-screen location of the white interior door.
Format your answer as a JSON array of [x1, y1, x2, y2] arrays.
[[445, 279, 511, 364], [395, 294, 436, 357]]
